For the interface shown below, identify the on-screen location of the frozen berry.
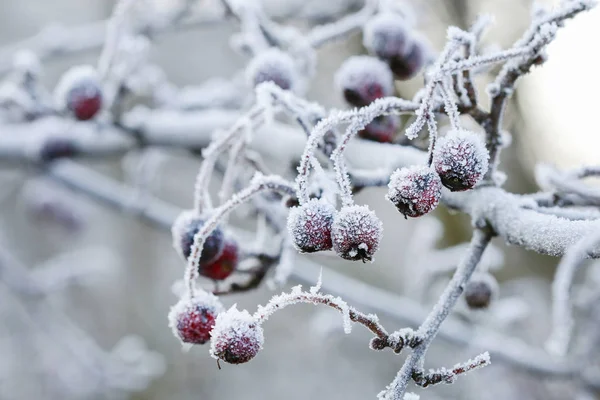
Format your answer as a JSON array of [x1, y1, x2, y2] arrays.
[[54, 65, 103, 120], [287, 198, 336, 253], [246, 48, 298, 91], [38, 137, 78, 163], [200, 238, 239, 281], [210, 306, 264, 365], [464, 272, 498, 310], [168, 292, 224, 345], [358, 114, 400, 143], [332, 205, 383, 262], [363, 13, 427, 80], [433, 130, 489, 191], [386, 165, 442, 218], [335, 55, 394, 107], [172, 210, 225, 265]]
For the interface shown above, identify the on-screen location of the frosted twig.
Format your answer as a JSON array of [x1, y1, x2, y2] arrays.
[[537, 164, 600, 207], [185, 173, 295, 295], [546, 226, 600, 356], [412, 352, 491, 388], [218, 126, 249, 205], [440, 78, 461, 130]]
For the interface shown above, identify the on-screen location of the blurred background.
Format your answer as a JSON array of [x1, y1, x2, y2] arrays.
[[0, 0, 599, 399]]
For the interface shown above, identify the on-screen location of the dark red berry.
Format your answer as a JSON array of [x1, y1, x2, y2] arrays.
[[358, 114, 400, 143], [200, 238, 239, 281], [332, 205, 383, 262], [172, 210, 225, 265], [433, 129, 489, 192], [38, 137, 78, 163], [388, 38, 427, 80], [387, 165, 442, 218], [54, 65, 103, 120], [464, 273, 498, 310], [287, 198, 336, 253], [335, 55, 394, 107], [210, 306, 264, 365], [247, 48, 298, 91], [168, 293, 224, 345]]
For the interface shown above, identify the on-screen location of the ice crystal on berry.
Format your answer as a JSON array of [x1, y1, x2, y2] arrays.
[[287, 198, 336, 253], [168, 292, 224, 345], [387, 165, 442, 218], [334, 55, 394, 107], [332, 205, 383, 262], [433, 129, 489, 191], [210, 305, 264, 365]]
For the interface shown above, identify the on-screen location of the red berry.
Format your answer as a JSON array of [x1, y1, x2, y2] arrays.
[[332, 205, 383, 262], [358, 114, 400, 143], [246, 48, 298, 91], [433, 130, 489, 191], [168, 292, 224, 345], [464, 273, 498, 310], [210, 306, 264, 365], [54, 65, 103, 120], [172, 210, 225, 265], [388, 37, 427, 80], [335, 55, 394, 107], [387, 165, 442, 218], [200, 238, 239, 281], [287, 198, 336, 253]]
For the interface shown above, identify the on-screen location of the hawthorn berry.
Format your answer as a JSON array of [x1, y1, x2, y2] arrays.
[[54, 65, 103, 120], [246, 48, 298, 91], [358, 114, 400, 143], [210, 306, 264, 365], [331, 205, 383, 262], [386, 165, 442, 218], [287, 198, 336, 253], [200, 238, 239, 281], [432, 129, 489, 191], [172, 210, 225, 265], [168, 292, 224, 345], [363, 13, 427, 80], [334, 55, 394, 107], [464, 272, 499, 310]]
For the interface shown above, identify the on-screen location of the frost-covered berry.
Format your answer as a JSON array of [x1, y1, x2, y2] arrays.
[[464, 272, 499, 310], [334, 55, 394, 107], [246, 48, 298, 91], [287, 198, 336, 253], [54, 65, 103, 120], [358, 114, 400, 143], [433, 130, 489, 191], [210, 306, 264, 365], [332, 205, 383, 262], [172, 210, 225, 265], [386, 165, 442, 218], [200, 238, 239, 281], [168, 292, 224, 345], [363, 13, 427, 80]]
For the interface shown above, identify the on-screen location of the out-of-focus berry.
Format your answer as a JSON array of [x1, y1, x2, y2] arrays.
[[200, 238, 239, 281], [246, 48, 298, 91], [464, 272, 499, 310], [54, 65, 103, 120], [334, 55, 394, 107], [358, 114, 400, 143], [172, 210, 225, 265]]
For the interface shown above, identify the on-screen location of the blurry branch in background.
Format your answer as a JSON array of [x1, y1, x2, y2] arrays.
[[1, 0, 600, 399]]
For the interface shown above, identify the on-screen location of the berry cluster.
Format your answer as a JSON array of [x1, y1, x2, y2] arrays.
[[363, 13, 429, 80], [172, 210, 239, 281], [387, 130, 489, 218]]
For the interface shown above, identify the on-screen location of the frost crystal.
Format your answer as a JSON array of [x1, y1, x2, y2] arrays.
[[334, 55, 394, 107], [332, 205, 383, 262], [210, 305, 264, 365], [287, 198, 336, 253], [386, 165, 442, 218], [168, 292, 224, 346], [432, 129, 489, 191], [246, 48, 299, 92]]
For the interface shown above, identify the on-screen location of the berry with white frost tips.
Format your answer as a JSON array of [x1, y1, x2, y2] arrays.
[[246, 48, 298, 91], [387, 165, 442, 218], [287, 198, 336, 253], [172, 210, 225, 265], [210, 305, 264, 364], [433, 129, 489, 191], [359, 114, 400, 143], [464, 272, 499, 310], [168, 292, 224, 345], [332, 205, 383, 262], [54, 65, 103, 120], [335, 55, 394, 107], [200, 238, 239, 281]]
